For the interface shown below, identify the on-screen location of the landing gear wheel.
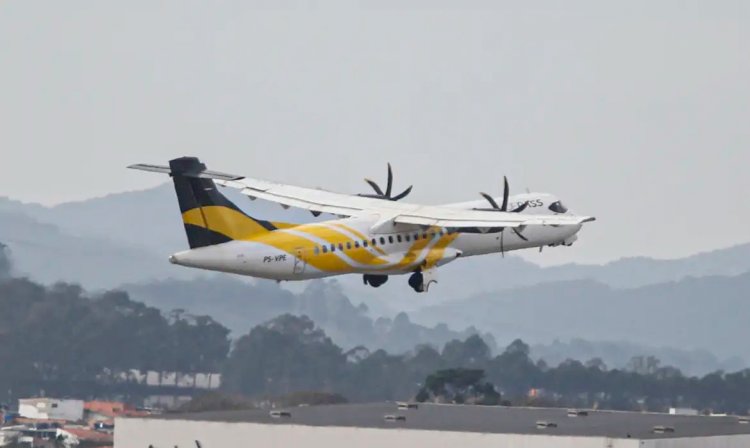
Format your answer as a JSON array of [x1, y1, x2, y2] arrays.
[[408, 271, 425, 293], [363, 274, 388, 288]]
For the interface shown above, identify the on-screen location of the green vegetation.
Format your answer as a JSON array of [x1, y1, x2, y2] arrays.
[[417, 368, 501, 405], [220, 315, 750, 414], [0, 254, 230, 400], [1, 244, 750, 414]]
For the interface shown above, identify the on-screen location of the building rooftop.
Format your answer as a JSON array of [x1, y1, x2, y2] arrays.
[[144, 403, 750, 440]]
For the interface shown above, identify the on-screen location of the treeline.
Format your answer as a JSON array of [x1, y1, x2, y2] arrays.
[[0, 276, 229, 400], [222, 314, 750, 414], [2, 243, 750, 414], [125, 276, 498, 355]]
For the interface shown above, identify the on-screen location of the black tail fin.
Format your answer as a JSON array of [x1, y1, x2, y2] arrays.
[[168, 157, 277, 248]]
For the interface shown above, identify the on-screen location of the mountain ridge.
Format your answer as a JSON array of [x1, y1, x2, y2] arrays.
[[1, 185, 749, 304]]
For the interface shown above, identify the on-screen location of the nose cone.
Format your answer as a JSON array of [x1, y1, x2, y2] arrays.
[[168, 254, 178, 264]]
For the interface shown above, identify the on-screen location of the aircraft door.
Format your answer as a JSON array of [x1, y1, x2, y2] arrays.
[[293, 247, 307, 276]]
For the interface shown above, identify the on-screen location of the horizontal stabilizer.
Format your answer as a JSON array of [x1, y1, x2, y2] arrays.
[[128, 163, 244, 181]]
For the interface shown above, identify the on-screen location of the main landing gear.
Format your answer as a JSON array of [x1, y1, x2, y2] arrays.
[[408, 271, 425, 293], [408, 269, 438, 293], [363, 274, 388, 288], [363, 271, 435, 293]]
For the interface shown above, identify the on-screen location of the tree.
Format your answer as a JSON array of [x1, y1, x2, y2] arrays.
[[0, 242, 11, 278], [345, 349, 410, 401], [441, 335, 491, 367], [222, 314, 345, 396], [0, 277, 231, 399], [417, 368, 500, 405], [486, 339, 539, 398]]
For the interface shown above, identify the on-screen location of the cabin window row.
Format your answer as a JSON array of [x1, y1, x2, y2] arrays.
[[312, 229, 455, 255]]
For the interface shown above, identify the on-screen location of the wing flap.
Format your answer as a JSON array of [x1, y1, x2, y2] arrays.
[[393, 212, 591, 228]]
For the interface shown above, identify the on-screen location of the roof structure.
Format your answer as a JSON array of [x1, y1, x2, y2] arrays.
[[148, 403, 750, 440], [62, 427, 113, 444]]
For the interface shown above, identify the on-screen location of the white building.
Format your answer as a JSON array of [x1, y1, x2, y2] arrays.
[[18, 398, 84, 422], [669, 407, 700, 416], [115, 402, 750, 448]]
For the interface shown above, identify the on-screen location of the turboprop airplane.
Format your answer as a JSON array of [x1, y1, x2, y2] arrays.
[[129, 157, 594, 292]]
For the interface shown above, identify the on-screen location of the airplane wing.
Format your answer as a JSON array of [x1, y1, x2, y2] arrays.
[[217, 177, 594, 229]]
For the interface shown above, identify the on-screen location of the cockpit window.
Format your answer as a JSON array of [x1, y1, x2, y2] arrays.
[[548, 201, 568, 213]]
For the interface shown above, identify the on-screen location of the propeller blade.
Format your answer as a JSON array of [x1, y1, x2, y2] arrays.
[[511, 201, 529, 213], [501, 176, 510, 211], [365, 179, 384, 196], [391, 185, 413, 201], [385, 163, 393, 197], [480, 192, 501, 210], [512, 227, 528, 241]]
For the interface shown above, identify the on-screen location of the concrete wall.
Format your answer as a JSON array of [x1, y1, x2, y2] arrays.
[[115, 418, 642, 448], [642, 435, 750, 448]]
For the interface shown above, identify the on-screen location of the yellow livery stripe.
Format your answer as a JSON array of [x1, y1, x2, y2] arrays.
[[182, 206, 271, 239]]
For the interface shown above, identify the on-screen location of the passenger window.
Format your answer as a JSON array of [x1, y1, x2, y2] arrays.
[[405, 235, 411, 242], [414, 233, 419, 240], [346, 242, 352, 250], [371, 238, 377, 246], [354, 241, 360, 248], [322, 246, 328, 253], [338, 243, 344, 251], [388, 236, 394, 244], [363, 240, 369, 247], [397, 235, 402, 243], [330, 244, 336, 252], [421, 233, 427, 239], [314, 246, 320, 255], [380, 237, 386, 245]]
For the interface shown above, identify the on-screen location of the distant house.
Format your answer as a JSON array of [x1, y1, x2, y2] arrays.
[[84, 400, 147, 425], [18, 398, 84, 422], [60, 426, 113, 446]]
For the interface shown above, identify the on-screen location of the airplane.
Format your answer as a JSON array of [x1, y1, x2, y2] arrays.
[[129, 157, 594, 293]]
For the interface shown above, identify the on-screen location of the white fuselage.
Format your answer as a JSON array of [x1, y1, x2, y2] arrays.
[[169, 193, 581, 281]]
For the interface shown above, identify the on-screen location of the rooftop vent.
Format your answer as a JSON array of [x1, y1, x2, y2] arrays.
[[397, 402, 419, 410], [269, 410, 292, 418], [536, 421, 558, 429], [652, 425, 675, 434], [384, 414, 406, 422], [567, 409, 589, 417]]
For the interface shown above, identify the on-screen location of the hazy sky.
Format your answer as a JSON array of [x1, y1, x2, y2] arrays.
[[0, 1, 748, 265]]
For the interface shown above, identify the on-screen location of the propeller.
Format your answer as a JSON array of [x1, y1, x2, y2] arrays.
[[359, 163, 413, 201], [475, 176, 529, 242]]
